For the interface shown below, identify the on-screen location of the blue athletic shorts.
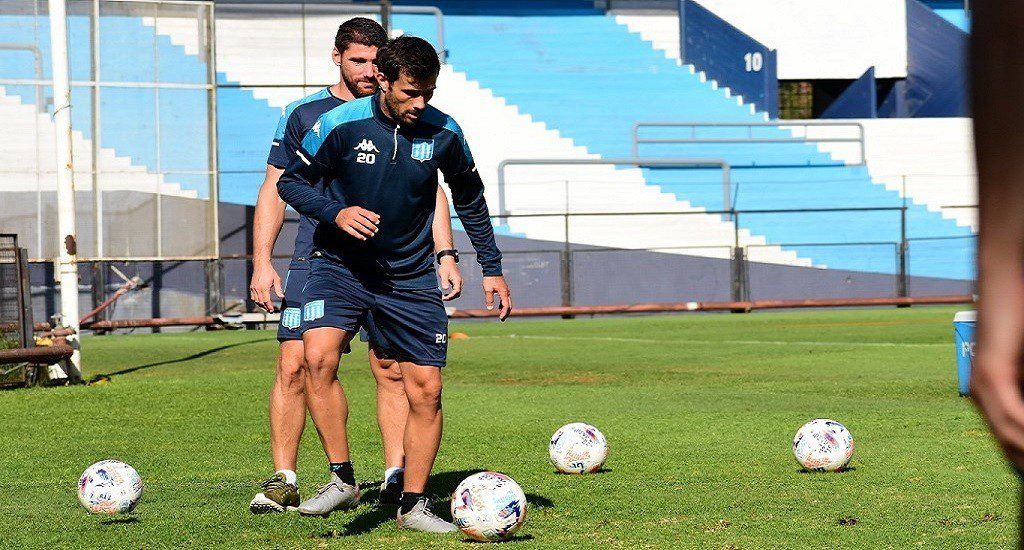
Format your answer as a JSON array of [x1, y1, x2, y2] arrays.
[[301, 257, 448, 367], [277, 265, 309, 342], [277, 263, 359, 354]]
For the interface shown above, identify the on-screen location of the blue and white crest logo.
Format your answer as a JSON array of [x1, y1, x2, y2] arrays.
[[303, 300, 325, 322], [411, 139, 434, 162], [281, 307, 301, 330]]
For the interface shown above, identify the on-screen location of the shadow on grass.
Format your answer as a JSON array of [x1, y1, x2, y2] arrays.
[[100, 516, 140, 525], [462, 534, 535, 544], [796, 466, 857, 474], [333, 469, 555, 538], [89, 337, 272, 382], [553, 468, 612, 475]]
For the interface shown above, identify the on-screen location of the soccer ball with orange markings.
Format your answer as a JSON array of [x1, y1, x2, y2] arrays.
[[78, 460, 143, 514], [451, 472, 528, 541], [792, 419, 854, 472], [549, 422, 608, 474]]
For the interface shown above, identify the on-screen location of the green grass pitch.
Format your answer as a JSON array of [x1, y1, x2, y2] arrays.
[[1, 306, 1017, 548]]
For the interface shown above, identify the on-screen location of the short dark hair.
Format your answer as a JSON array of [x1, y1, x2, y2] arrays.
[[375, 35, 441, 83], [334, 17, 387, 52]]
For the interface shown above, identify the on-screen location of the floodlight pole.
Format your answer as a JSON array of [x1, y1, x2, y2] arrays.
[[48, 0, 82, 382]]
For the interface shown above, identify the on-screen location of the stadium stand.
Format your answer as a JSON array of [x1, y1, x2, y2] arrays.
[[0, 0, 976, 321]]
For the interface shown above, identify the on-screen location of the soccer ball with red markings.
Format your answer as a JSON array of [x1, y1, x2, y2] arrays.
[[450, 472, 528, 541], [78, 460, 143, 514], [549, 422, 609, 474], [792, 419, 854, 472]]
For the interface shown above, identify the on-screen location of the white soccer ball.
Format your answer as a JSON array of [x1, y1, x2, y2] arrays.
[[78, 460, 143, 514], [792, 419, 854, 472], [549, 422, 608, 474], [450, 472, 528, 541]]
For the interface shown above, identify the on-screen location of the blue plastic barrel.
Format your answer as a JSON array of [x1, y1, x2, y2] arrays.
[[954, 310, 976, 396]]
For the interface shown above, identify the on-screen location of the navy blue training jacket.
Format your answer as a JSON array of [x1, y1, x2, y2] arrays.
[[267, 87, 345, 267], [277, 93, 503, 290]]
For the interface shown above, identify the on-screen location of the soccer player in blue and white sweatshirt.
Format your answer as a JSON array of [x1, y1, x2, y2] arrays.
[[247, 19, 463, 515], [278, 36, 512, 532]]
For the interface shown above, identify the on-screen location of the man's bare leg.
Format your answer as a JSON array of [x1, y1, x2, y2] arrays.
[[270, 340, 307, 471], [371, 347, 408, 468], [399, 363, 443, 493], [249, 340, 307, 514], [296, 326, 361, 516], [301, 327, 355, 462], [370, 346, 408, 504], [394, 362, 455, 532]]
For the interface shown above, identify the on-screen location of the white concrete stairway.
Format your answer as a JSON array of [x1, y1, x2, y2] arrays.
[[0, 86, 195, 198], [808, 118, 977, 230], [613, 11, 763, 118]]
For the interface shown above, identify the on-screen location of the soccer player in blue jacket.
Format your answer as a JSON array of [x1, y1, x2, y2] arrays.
[[278, 36, 512, 532], [247, 19, 463, 515]]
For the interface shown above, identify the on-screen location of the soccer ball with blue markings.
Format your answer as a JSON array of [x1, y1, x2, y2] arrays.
[[792, 419, 854, 472], [549, 422, 609, 474], [450, 472, 528, 541], [78, 460, 143, 514]]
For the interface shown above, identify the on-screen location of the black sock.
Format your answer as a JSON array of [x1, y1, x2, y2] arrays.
[[329, 461, 356, 486], [399, 491, 425, 514]]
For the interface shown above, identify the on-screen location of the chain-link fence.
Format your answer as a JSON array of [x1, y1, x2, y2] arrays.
[[451, 205, 974, 312]]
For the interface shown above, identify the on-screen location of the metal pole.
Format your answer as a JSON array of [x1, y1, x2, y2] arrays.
[[48, 0, 82, 381], [898, 206, 908, 299], [560, 180, 573, 318], [91, 0, 103, 261], [434, 7, 446, 62], [723, 164, 732, 219], [858, 124, 867, 165], [153, 1, 163, 259], [206, 3, 223, 313], [381, 0, 392, 35], [560, 215, 573, 317], [90, 0, 104, 320]]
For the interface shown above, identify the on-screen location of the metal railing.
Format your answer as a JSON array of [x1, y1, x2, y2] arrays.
[[0, 0, 220, 263], [631, 121, 867, 166], [0, 44, 45, 108]]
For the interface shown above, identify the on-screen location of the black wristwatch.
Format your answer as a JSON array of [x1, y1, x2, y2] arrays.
[[436, 249, 459, 264]]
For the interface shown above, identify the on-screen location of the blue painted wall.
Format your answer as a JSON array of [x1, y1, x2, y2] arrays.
[[822, 67, 877, 119], [678, 0, 778, 118], [904, 0, 969, 117]]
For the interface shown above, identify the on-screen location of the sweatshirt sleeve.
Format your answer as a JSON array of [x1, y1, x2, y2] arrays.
[[277, 120, 346, 225], [439, 122, 503, 276]]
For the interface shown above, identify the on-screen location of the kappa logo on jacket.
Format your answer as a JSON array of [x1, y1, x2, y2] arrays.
[[353, 139, 380, 153]]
